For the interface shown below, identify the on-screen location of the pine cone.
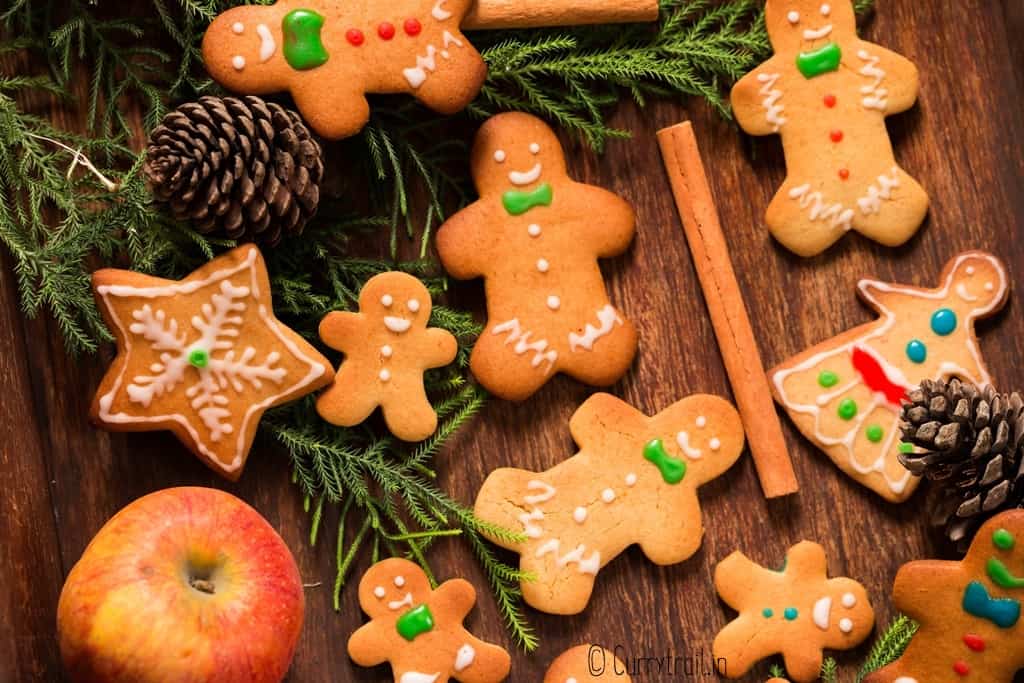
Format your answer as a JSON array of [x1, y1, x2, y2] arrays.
[[144, 96, 324, 246], [900, 378, 1024, 550]]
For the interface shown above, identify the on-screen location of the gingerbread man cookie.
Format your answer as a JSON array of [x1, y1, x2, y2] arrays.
[[771, 252, 1009, 503], [730, 0, 928, 257], [474, 392, 744, 615], [316, 272, 457, 442], [348, 558, 511, 683], [866, 510, 1024, 683], [544, 645, 631, 682], [714, 541, 875, 682], [91, 246, 334, 480], [203, 1, 486, 140], [436, 113, 638, 401]]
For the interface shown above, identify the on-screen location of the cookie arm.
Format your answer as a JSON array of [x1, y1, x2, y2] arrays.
[[347, 622, 388, 667], [714, 550, 771, 611], [418, 327, 459, 369], [567, 392, 643, 449], [856, 42, 920, 114], [433, 578, 477, 622], [730, 59, 786, 136], [783, 540, 828, 577], [319, 311, 364, 353], [584, 186, 636, 258], [436, 201, 492, 280], [891, 560, 962, 621]]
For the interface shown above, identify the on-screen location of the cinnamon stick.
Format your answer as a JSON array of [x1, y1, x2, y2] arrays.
[[657, 122, 799, 499], [464, 0, 659, 30]]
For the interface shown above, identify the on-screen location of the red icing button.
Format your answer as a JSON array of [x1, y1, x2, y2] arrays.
[[378, 22, 396, 40], [839, 168, 850, 180], [824, 94, 837, 108], [963, 634, 985, 652], [830, 129, 844, 143], [346, 28, 365, 46], [404, 18, 422, 36], [953, 661, 970, 676]]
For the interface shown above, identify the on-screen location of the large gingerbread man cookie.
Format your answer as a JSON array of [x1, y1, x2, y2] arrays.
[[474, 393, 744, 614], [771, 252, 1009, 502], [203, 1, 486, 140], [730, 0, 929, 257], [90, 246, 334, 480], [865, 510, 1024, 683], [348, 558, 511, 683], [713, 541, 875, 682], [316, 272, 457, 441], [436, 113, 638, 400]]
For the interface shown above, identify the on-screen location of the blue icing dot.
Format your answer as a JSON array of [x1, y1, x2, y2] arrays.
[[784, 607, 799, 621], [906, 340, 927, 364], [931, 308, 958, 336], [763, 608, 774, 618]]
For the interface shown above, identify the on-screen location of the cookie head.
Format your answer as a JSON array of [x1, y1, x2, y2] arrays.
[[765, 0, 856, 53], [471, 112, 567, 195], [203, 6, 286, 92], [357, 558, 432, 619], [946, 252, 1008, 314], [973, 510, 1024, 583], [813, 580, 874, 645], [360, 272, 434, 334]]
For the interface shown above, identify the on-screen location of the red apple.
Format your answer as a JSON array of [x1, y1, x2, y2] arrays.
[[57, 487, 304, 682]]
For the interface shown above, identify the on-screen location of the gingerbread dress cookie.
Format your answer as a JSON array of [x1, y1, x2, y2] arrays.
[[771, 252, 1009, 502], [90, 246, 334, 480], [866, 510, 1024, 683], [348, 558, 511, 683], [474, 392, 744, 614], [730, 0, 928, 257], [436, 113, 638, 401], [713, 541, 875, 682], [203, 1, 486, 139], [317, 272, 457, 442]]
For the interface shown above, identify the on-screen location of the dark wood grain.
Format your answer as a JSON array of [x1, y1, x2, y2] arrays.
[[2, 1, 1023, 681]]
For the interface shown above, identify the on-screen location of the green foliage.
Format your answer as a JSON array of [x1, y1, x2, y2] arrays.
[[820, 657, 838, 683], [857, 615, 919, 681]]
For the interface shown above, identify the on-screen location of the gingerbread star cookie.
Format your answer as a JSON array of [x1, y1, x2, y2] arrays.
[[865, 510, 1024, 683], [730, 0, 928, 256], [474, 392, 745, 615], [771, 252, 1009, 502], [714, 541, 875, 682], [91, 245, 334, 480], [544, 645, 631, 682], [203, 1, 486, 140], [348, 558, 511, 683], [316, 272, 457, 442], [436, 112, 638, 401]]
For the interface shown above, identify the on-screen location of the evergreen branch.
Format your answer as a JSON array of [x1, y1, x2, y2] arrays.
[[856, 615, 919, 681], [820, 657, 838, 683]]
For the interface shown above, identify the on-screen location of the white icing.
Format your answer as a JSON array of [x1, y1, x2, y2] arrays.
[[256, 24, 275, 63], [967, 266, 976, 275], [839, 617, 853, 633], [813, 596, 832, 630], [525, 480, 556, 504], [493, 150, 506, 163], [535, 539, 600, 575], [842, 592, 857, 608], [787, 10, 800, 24], [601, 488, 616, 503], [431, 0, 453, 21], [625, 473, 637, 486], [547, 295, 561, 311], [395, 576, 406, 587], [518, 508, 544, 538], [388, 592, 413, 610], [382, 294, 394, 307], [379, 369, 391, 382], [789, 184, 854, 232], [675, 431, 703, 459], [567, 678, 578, 683], [894, 678, 919, 683], [527, 223, 541, 237], [529, 142, 540, 154], [381, 345, 393, 358], [537, 258, 550, 273], [986, 282, 995, 291], [771, 253, 1008, 494], [509, 163, 542, 186], [857, 167, 900, 215], [232, 22, 244, 34], [573, 507, 587, 523], [384, 316, 411, 333], [407, 298, 421, 312], [568, 305, 623, 352], [232, 55, 246, 71], [820, 3, 831, 15], [454, 644, 475, 672], [857, 49, 889, 111], [492, 319, 558, 372], [400, 673, 440, 683], [403, 32, 465, 89], [374, 586, 386, 598], [709, 437, 721, 451], [756, 73, 787, 132], [696, 415, 707, 428], [803, 24, 832, 40]]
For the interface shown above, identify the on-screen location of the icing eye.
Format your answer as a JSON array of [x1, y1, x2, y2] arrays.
[[993, 528, 1015, 550], [966, 266, 976, 275], [394, 575, 406, 587], [787, 10, 800, 24], [841, 592, 857, 608], [985, 282, 995, 291], [373, 586, 386, 599], [839, 618, 853, 633], [381, 294, 393, 307], [232, 55, 246, 71], [493, 150, 506, 163], [232, 22, 245, 34], [407, 298, 421, 312], [529, 142, 540, 154], [820, 3, 831, 16]]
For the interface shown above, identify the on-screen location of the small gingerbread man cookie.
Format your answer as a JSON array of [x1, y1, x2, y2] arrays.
[[713, 541, 875, 682], [544, 645, 631, 682], [865, 510, 1024, 683], [348, 558, 511, 683], [474, 392, 744, 615], [316, 272, 457, 442], [730, 0, 929, 256], [203, 1, 486, 139], [436, 112, 638, 401], [90, 246, 334, 480]]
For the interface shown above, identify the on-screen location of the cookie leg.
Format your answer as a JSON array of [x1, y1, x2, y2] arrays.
[[852, 167, 929, 248], [410, 43, 486, 115], [469, 330, 553, 401], [380, 385, 438, 442], [781, 646, 824, 683], [315, 367, 381, 427], [291, 83, 371, 141], [561, 315, 638, 388], [711, 620, 770, 679], [519, 552, 598, 615], [765, 181, 852, 258], [452, 636, 511, 683]]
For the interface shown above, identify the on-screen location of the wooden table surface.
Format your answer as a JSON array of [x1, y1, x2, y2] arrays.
[[3, 1, 1023, 681]]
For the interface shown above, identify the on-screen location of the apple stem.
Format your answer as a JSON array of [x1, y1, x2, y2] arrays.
[[190, 578, 216, 595]]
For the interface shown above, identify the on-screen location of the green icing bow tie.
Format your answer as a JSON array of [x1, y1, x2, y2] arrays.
[[796, 42, 841, 79], [396, 604, 434, 641], [503, 183, 553, 216]]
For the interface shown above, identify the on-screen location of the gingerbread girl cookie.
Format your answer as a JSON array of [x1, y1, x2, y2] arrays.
[[203, 1, 486, 140], [730, 0, 928, 257], [91, 246, 334, 480], [714, 541, 875, 682], [474, 392, 744, 614], [436, 112, 638, 401], [348, 558, 511, 683], [771, 252, 1009, 502], [544, 645, 631, 682], [866, 510, 1024, 683], [316, 272, 457, 442]]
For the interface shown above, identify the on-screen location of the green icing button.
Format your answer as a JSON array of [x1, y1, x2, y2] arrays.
[[283, 9, 329, 71], [838, 398, 858, 421], [898, 442, 914, 454], [865, 424, 884, 443], [396, 604, 434, 641], [818, 370, 839, 388], [643, 438, 687, 485], [994, 528, 1016, 551], [188, 348, 210, 369]]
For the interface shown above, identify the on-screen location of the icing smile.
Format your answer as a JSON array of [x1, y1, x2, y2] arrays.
[[388, 592, 414, 610], [957, 283, 979, 302], [813, 596, 832, 629], [256, 24, 276, 62], [384, 316, 411, 333], [803, 24, 833, 40], [509, 163, 543, 186]]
